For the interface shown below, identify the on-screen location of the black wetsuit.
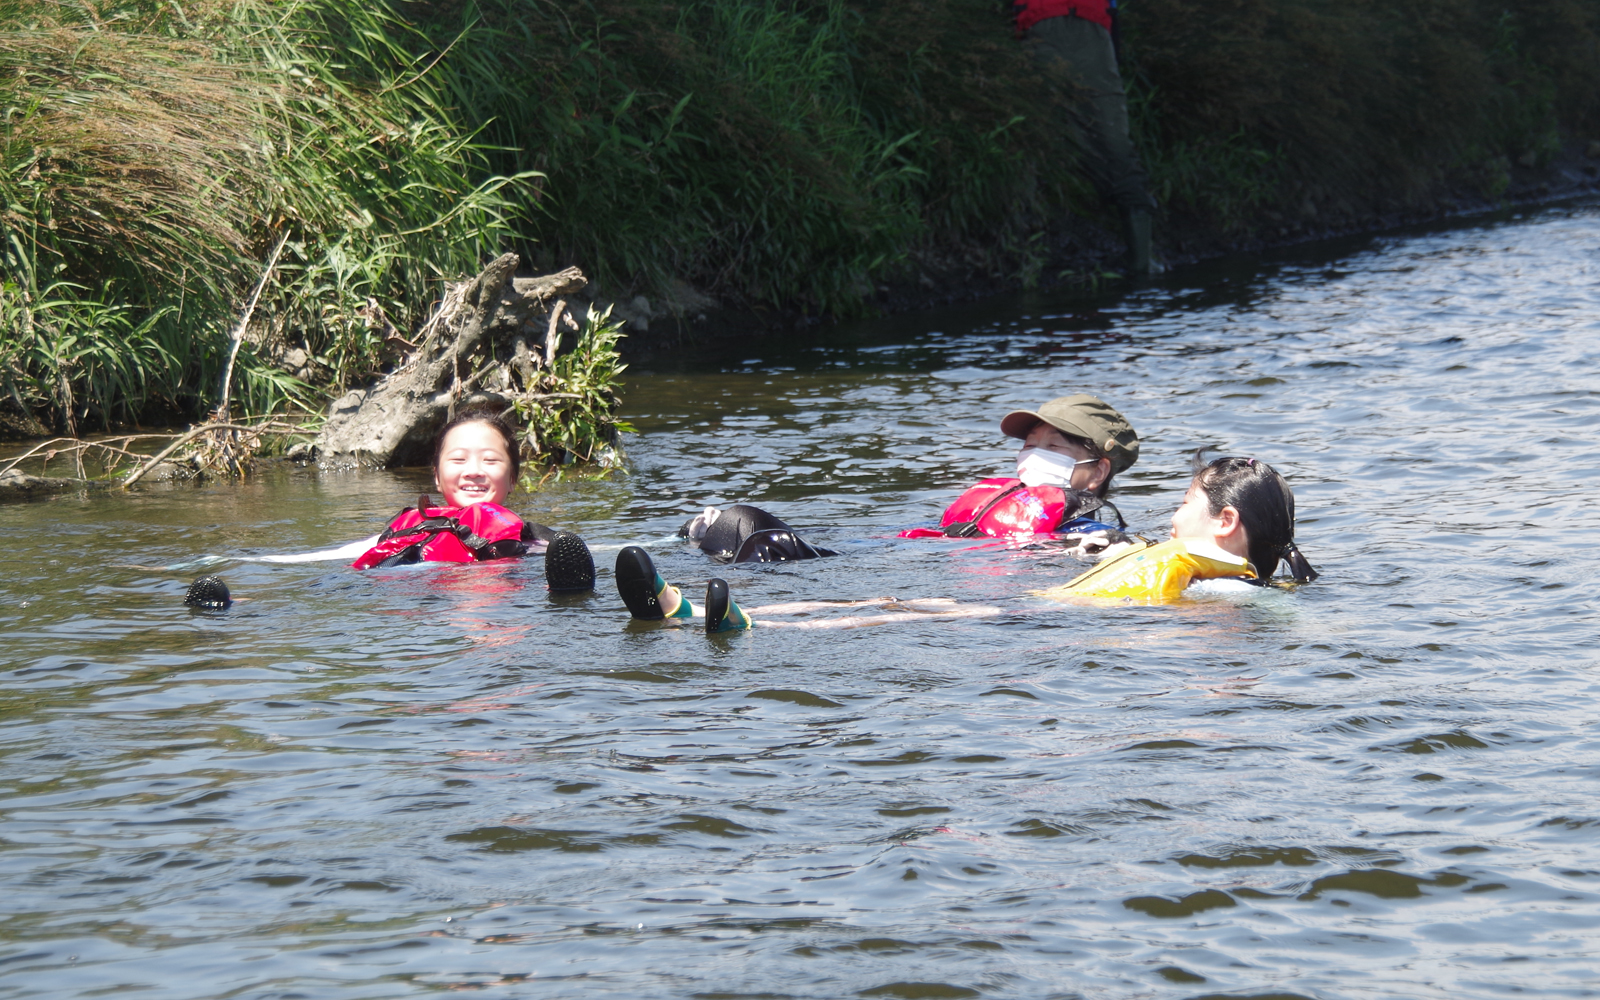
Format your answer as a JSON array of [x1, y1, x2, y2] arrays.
[[684, 504, 836, 564]]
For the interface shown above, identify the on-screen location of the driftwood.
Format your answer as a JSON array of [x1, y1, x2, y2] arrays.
[[0, 470, 93, 502], [121, 420, 303, 488], [0, 417, 312, 502], [0, 433, 186, 485], [314, 256, 588, 467]]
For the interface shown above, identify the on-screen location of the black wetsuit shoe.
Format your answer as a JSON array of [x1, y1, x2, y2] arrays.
[[185, 575, 232, 610], [545, 531, 596, 592], [705, 578, 753, 633], [616, 546, 667, 619]]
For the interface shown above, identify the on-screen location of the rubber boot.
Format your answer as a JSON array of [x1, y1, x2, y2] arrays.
[[1122, 208, 1156, 277], [185, 575, 232, 610]]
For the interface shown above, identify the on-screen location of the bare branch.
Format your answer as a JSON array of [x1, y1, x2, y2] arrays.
[[216, 229, 290, 420], [544, 299, 567, 367]]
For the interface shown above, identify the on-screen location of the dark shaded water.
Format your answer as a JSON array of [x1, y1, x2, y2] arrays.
[[3, 202, 1599, 999]]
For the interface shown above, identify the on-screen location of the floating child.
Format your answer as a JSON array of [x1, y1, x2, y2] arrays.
[[900, 391, 1139, 545], [1036, 453, 1317, 602], [184, 409, 594, 607], [350, 409, 595, 589]]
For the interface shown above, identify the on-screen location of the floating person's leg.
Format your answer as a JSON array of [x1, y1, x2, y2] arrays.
[[185, 575, 232, 609], [746, 597, 980, 615], [545, 531, 596, 592], [760, 601, 1005, 629], [254, 537, 378, 564], [616, 546, 696, 620], [713, 595, 1003, 629], [705, 578, 754, 633]]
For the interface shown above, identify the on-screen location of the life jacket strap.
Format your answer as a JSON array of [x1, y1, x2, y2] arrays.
[[942, 483, 1027, 537], [1093, 496, 1126, 530], [374, 507, 496, 556], [943, 484, 1124, 536]]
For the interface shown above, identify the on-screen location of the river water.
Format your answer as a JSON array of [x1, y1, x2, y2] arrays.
[[3, 201, 1598, 999]]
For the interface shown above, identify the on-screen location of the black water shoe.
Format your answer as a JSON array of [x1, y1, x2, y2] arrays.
[[545, 531, 596, 592], [704, 578, 753, 633], [185, 575, 232, 610], [615, 546, 695, 620], [616, 546, 666, 619]]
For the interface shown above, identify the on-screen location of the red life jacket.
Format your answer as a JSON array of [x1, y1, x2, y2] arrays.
[[1014, 0, 1113, 36], [352, 500, 531, 570], [899, 477, 1098, 540]]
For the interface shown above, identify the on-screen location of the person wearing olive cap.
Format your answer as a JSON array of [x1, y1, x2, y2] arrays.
[[613, 392, 1139, 631], [900, 392, 1139, 544]]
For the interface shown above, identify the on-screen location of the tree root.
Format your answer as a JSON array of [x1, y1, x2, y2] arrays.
[[313, 257, 612, 469]]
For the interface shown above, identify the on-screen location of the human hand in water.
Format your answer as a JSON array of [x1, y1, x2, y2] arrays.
[[1057, 529, 1136, 559], [678, 506, 723, 541]]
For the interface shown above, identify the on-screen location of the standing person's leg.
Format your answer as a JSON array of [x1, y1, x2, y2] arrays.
[[1022, 15, 1157, 273]]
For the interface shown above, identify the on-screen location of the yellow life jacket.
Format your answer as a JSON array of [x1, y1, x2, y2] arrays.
[[1035, 537, 1256, 604]]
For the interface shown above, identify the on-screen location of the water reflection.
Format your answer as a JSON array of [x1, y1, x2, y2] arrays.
[[2, 201, 1598, 998]]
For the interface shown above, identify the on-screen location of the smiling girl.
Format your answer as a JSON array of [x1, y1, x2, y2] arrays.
[[351, 410, 594, 590]]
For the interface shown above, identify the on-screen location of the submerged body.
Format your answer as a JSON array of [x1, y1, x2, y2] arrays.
[[351, 500, 541, 570], [900, 393, 1138, 542], [899, 477, 1121, 539], [216, 410, 596, 593], [682, 394, 1138, 563], [351, 411, 592, 589], [1035, 536, 1255, 603], [681, 504, 836, 563], [617, 451, 1315, 632]]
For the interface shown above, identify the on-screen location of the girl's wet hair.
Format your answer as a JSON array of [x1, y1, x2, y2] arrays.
[[1190, 452, 1318, 583], [433, 408, 522, 483]]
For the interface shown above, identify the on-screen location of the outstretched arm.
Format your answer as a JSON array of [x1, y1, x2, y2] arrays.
[[254, 536, 379, 563]]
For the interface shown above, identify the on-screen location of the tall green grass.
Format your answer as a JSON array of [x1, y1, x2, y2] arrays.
[[427, 0, 1074, 314]]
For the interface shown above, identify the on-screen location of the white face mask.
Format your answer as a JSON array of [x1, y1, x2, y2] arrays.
[[1016, 447, 1094, 488]]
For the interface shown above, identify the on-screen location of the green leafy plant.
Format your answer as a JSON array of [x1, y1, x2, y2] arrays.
[[513, 306, 633, 471]]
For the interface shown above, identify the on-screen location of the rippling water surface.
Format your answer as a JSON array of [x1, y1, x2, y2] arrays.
[[4, 203, 1599, 1000]]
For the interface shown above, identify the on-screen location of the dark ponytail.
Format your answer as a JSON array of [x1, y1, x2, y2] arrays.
[[1190, 452, 1318, 583]]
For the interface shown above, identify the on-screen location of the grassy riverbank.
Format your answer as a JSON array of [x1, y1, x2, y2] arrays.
[[4, 0, 1597, 437]]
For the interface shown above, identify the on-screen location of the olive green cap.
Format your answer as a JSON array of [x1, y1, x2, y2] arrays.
[[999, 393, 1140, 475]]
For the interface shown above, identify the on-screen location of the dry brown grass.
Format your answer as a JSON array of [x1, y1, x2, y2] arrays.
[[2, 0, 535, 431], [2, 24, 277, 277]]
